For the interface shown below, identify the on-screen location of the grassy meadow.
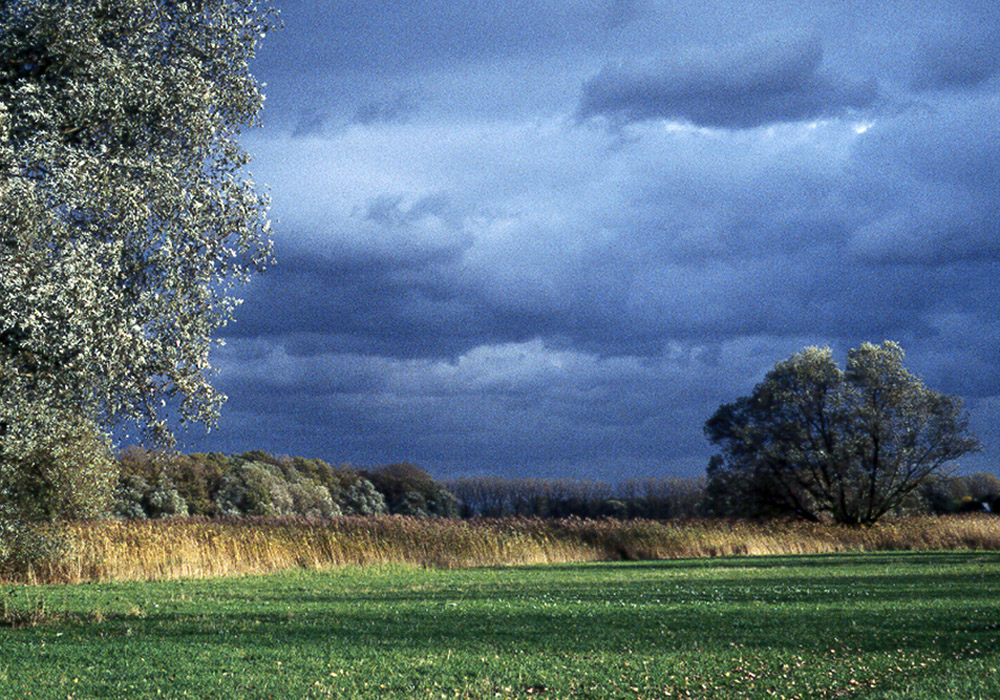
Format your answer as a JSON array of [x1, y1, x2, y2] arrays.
[[1, 551, 998, 699]]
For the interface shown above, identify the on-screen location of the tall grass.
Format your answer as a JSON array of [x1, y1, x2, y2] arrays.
[[6, 514, 999, 585]]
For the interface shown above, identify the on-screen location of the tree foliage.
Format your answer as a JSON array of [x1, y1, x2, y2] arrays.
[[0, 0, 275, 562], [705, 341, 981, 524], [110, 449, 391, 520], [3, 412, 115, 522], [0, 0, 275, 453], [361, 464, 461, 518]]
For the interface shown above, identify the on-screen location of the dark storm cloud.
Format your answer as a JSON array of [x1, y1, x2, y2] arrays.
[[203, 337, 764, 477], [578, 33, 878, 128], [286, 93, 420, 137], [847, 95, 1000, 264], [230, 254, 520, 360], [187, 1, 1000, 477], [362, 193, 455, 229], [251, 0, 644, 131], [605, 0, 641, 30], [234, 112, 997, 372], [912, 35, 1000, 91], [289, 106, 330, 138], [908, 11, 1000, 91], [256, 0, 630, 77]]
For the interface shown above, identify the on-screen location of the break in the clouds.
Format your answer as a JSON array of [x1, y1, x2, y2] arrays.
[[181, 1, 1000, 480]]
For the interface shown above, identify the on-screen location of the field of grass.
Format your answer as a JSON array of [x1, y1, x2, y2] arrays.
[[2, 551, 998, 699]]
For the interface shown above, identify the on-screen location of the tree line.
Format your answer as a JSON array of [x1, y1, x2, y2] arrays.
[[10, 444, 996, 524]]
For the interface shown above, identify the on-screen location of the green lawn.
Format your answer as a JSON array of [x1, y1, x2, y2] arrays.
[[1, 551, 998, 699]]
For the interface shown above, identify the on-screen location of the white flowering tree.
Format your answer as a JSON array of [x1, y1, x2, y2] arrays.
[[0, 0, 275, 554]]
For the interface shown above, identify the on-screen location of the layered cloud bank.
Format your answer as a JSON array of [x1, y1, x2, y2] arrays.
[[578, 33, 878, 128], [184, 0, 1000, 478]]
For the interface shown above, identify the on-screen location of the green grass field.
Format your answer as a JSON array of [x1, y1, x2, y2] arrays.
[[2, 551, 998, 699]]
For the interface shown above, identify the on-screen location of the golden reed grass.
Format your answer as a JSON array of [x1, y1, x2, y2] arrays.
[[7, 514, 999, 585]]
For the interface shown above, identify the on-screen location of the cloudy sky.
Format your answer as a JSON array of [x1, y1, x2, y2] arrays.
[[183, 0, 1000, 480]]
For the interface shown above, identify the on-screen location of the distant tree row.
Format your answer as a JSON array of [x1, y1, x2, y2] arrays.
[[446, 476, 704, 520], [108, 454, 709, 522], [917, 473, 1000, 515], [103, 450, 999, 522], [703, 470, 999, 518], [112, 450, 458, 520]]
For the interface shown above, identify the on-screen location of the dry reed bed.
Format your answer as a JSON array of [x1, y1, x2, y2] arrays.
[[9, 514, 1000, 585]]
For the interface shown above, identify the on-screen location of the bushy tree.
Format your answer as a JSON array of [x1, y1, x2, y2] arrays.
[[324, 468, 388, 516], [234, 453, 389, 516], [0, 412, 117, 566], [705, 342, 980, 525], [363, 464, 460, 517], [113, 447, 216, 518], [0, 0, 275, 549]]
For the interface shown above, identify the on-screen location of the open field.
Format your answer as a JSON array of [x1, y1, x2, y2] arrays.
[[6, 514, 1000, 585], [2, 551, 998, 699]]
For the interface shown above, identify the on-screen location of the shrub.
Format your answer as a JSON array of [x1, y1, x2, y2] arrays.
[[214, 461, 283, 516], [231, 452, 389, 516], [171, 454, 227, 516], [112, 474, 148, 520], [3, 415, 115, 523], [145, 474, 189, 519], [918, 474, 1000, 515], [965, 472, 1000, 504], [334, 476, 388, 516], [600, 498, 628, 519], [0, 413, 115, 573], [211, 458, 345, 518], [110, 450, 391, 519], [287, 481, 341, 519]]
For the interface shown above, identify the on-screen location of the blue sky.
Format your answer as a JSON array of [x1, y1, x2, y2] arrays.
[[183, 0, 1000, 480]]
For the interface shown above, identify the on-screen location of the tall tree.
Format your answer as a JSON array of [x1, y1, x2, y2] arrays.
[[0, 0, 275, 539], [705, 342, 980, 525]]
